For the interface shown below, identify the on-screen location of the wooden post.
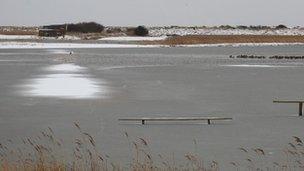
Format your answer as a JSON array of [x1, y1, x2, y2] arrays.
[[142, 120, 145, 125], [299, 103, 303, 116], [207, 119, 211, 125]]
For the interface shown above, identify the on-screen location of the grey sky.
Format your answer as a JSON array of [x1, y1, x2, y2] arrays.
[[1, 0, 303, 26]]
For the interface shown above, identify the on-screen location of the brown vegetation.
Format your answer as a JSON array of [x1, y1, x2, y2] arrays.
[[1, 123, 304, 170], [0, 123, 217, 171], [0, 27, 38, 35], [148, 35, 304, 45]]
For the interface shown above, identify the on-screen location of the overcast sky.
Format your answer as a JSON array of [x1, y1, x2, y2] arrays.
[[1, 0, 303, 26]]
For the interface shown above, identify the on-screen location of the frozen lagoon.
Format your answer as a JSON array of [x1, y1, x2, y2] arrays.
[[21, 64, 108, 99], [1, 46, 304, 169]]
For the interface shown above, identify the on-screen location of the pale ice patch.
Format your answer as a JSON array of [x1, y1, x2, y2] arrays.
[[221, 64, 298, 68], [0, 60, 23, 62], [47, 64, 85, 72], [21, 64, 109, 99], [100, 64, 173, 70], [46, 49, 73, 54]]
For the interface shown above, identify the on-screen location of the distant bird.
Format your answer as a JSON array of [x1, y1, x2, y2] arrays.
[[238, 147, 248, 153], [253, 148, 265, 155], [293, 136, 303, 144]]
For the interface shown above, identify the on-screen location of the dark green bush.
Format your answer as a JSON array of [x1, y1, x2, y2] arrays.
[[236, 25, 248, 29], [249, 25, 271, 30], [67, 22, 104, 33], [275, 24, 288, 29], [134, 26, 149, 36], [218, 25, 235, 29]]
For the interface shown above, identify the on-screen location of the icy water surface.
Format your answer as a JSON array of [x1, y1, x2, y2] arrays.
[[21, 63, 107, 99], [1, 46, 304, 169]]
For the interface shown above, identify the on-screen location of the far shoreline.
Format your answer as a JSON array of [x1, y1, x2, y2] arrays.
[[1, 41, 304, 49], [2, 25, 304, 46]]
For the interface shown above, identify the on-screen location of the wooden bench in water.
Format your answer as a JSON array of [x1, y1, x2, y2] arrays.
[[273, 100, 304, 116], [118, 117, 233, 125]]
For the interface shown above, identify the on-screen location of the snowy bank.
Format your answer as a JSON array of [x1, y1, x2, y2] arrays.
[[0, 34, 81, 40], [0, 35, 37, 40], [0, 42, 160, 49], [149, 28, 304, 37]]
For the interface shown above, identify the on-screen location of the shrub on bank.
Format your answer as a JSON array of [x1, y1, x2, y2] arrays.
[[248, 25, 271, 30], [218, 25, 235, 29], [275, 24, 288, 29], [134, 26, 149, 36], [67, 22, 105, 33]]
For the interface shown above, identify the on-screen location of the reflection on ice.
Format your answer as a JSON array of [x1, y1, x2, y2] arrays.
[[23, 64, 108, 99], [47, 64, 85, 72], [46, 49, 72, 55]]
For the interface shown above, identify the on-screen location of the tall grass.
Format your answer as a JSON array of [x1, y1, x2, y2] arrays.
[[0, 123, 303, 171]]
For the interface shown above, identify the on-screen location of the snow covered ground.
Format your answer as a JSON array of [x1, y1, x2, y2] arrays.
[[149, 28, 304, 36], [0, 35, 37, 40], [0, 34, 81, 40], [0, 41, 160, 49]]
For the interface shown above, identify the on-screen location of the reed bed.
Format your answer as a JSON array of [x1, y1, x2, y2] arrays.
[[0, 123, 304, 171]]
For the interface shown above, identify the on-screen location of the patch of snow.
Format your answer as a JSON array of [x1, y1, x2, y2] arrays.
[[41, 35, 81, 40], [99, 36, 167, 41], [0, 34, 80, 40], [60, 35, 81, 40], [149, 28, 304, 36], [0, 34, 37, 40], [0, 42, 160, 49]]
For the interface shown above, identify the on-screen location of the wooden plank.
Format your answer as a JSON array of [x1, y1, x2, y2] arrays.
[[300, 103, 303, 116], [118, 117, 232, 121], [119, 117, 232, 125], [273, 100, 304, 116], [273, 100, 304, 103]]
